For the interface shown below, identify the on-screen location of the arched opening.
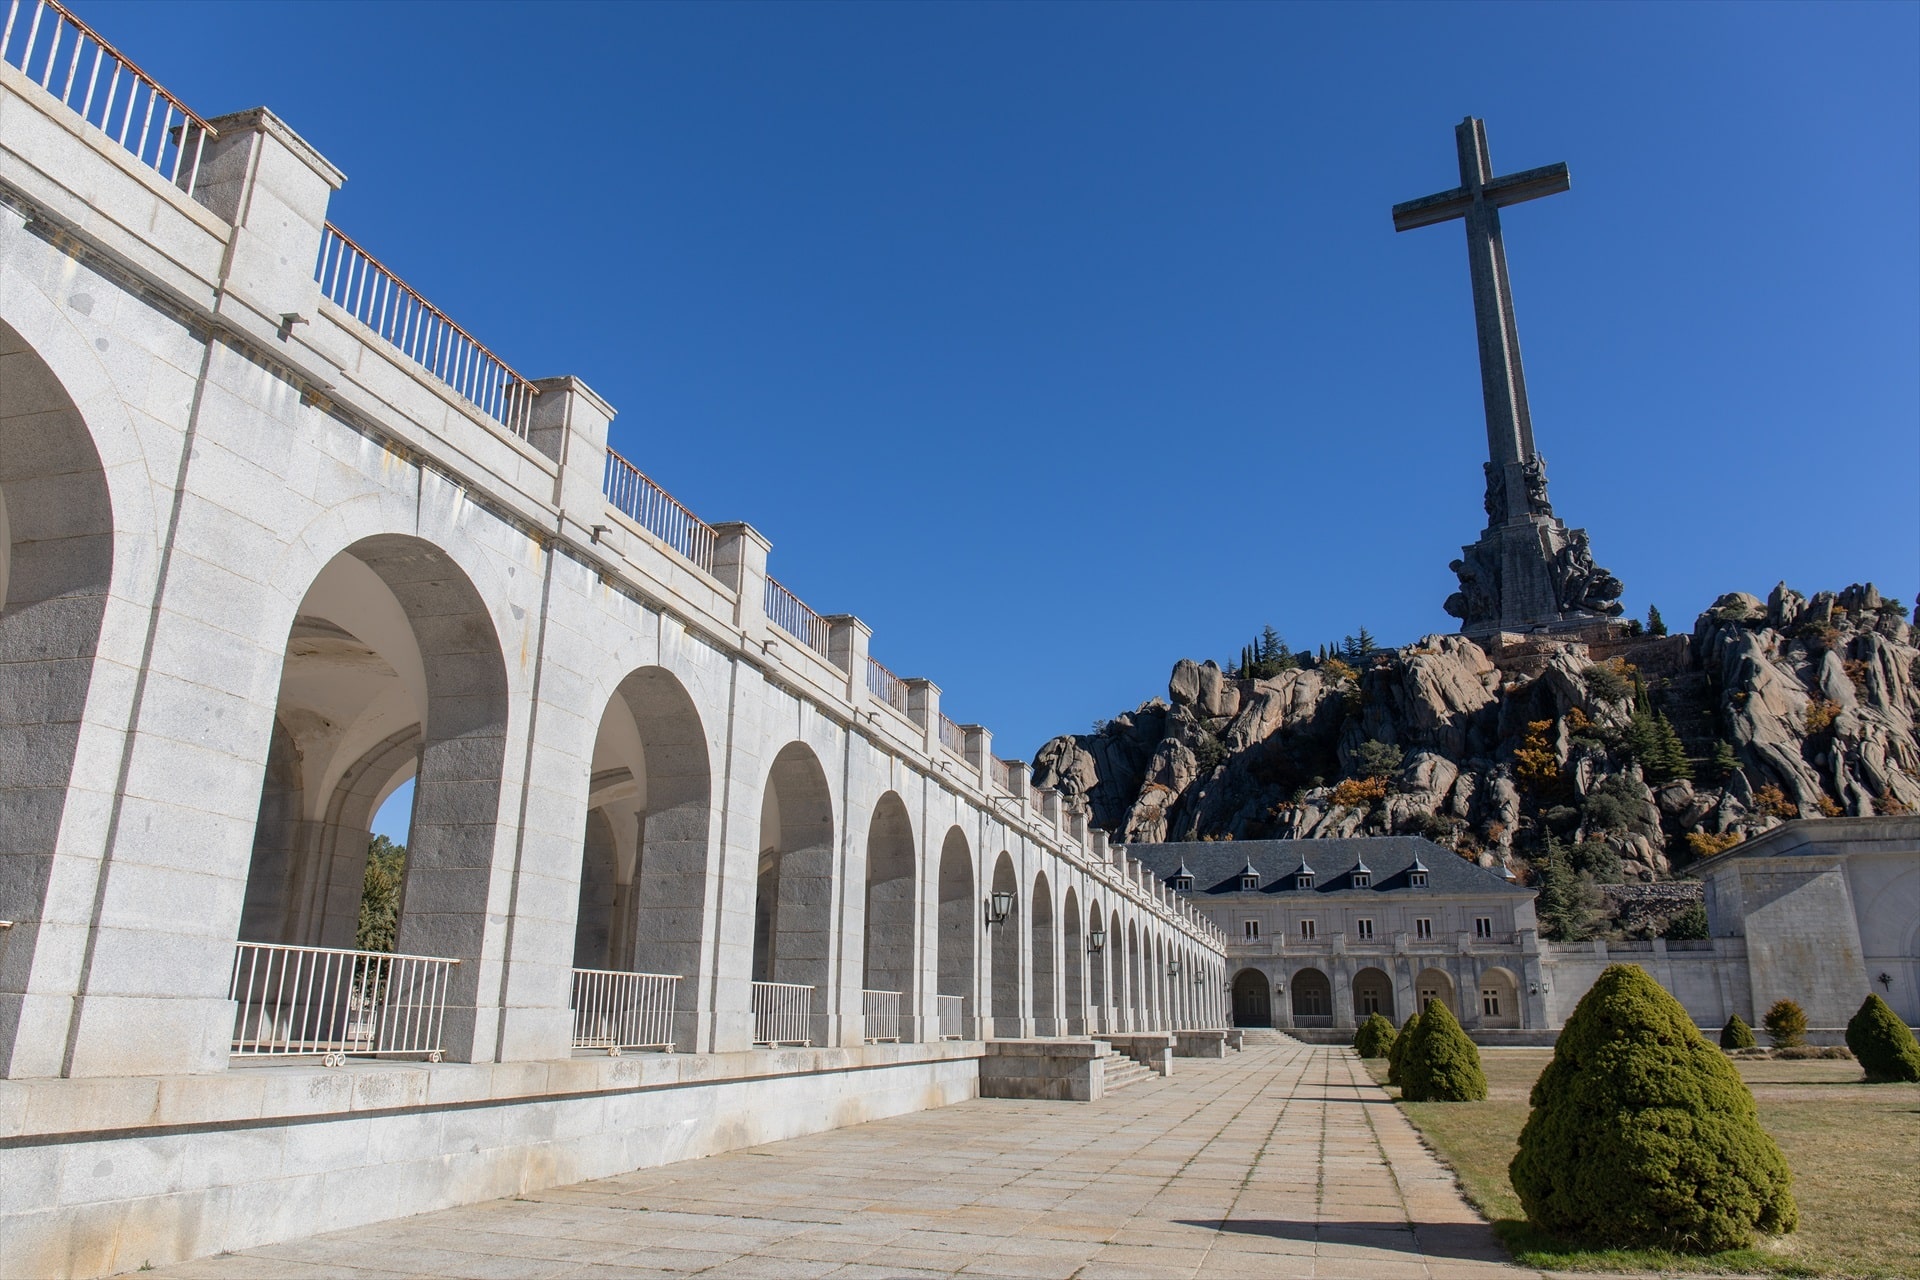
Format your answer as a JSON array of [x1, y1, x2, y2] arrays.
[[1126, 920, 1142, 1033], [755, 742, 836, 1042], [1352, 966, 1395, 1022], [236, 536, 511, 1061], [1111, 909, 1126, 1031], [1086, 899, 1108, 1034], [573, 665, 712, 1049], [863, 793, 916, 1041], [1231, 968, 1271, 1027], [1290, 966, 1332, 1027], [1030, 871, 1057, 1035], [0, 319, 115, 1050], [1478, 966, 1519, 1029], [1415, 967, 1456, 1018], [1062, 887, 1084, 1035], [936, 827, 975, 1038], [989, 852, 1020, 1036]]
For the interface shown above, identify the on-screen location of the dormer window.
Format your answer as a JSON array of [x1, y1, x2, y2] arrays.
[[1241, 871, 1260, 891], [1351, 871, 1371, 889], [1296, 874, 1314, 890], [1173, 874, 1193, 891], [1409, 869, 1428, 888]]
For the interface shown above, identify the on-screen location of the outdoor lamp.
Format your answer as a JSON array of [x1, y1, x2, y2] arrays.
[[986, 889, 1015, 926], [1088, 926, 1106, 953], [1878, 972, 1894, 992], [1168, 959, 1181, 978]]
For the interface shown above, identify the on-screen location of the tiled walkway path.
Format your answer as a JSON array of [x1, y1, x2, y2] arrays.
[[149, 1042, 1534, 1279]]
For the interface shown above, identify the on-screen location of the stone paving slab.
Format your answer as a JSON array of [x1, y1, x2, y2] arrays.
[[142, 1044, 1542, 1279]]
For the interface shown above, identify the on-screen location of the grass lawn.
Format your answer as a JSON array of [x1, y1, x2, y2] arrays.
[[1365, 1048, 1920, 1278]]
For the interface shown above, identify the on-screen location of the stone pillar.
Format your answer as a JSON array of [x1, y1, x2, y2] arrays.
[[904, 678, 940, 756], [711, 523, 773, 649], [1517, 929, 1550, 1030], [1331, 949, 1356, 1032], [962, 725, 992, 792], [823, 615, 870, 706], [528, 376, 615, 521]]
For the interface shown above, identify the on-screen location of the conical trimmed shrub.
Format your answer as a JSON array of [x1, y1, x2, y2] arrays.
[[1510, 964, 1796, 1251], [1354, 1012, 1396, 1059], [1386, 1008, 1420, 1087], [1400, 999, 1486, 1101], [1763, 999, 1807, 1048], [1720, 1014, 1755, 1051], [1845, 994, 1920, 1082]]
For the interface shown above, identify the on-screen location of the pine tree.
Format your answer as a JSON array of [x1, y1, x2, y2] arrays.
[[1650, 713, 1693, 783], [1647, 605, 1668, 636], [1710, 739, 1740, 782], [1536, 845, 1601, 941], [1356, 626, 1376, 659]]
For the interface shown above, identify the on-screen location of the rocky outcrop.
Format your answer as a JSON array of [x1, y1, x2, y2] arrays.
[[1035, 582, 1920, 884]]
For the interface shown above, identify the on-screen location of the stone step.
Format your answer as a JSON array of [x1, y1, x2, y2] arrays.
[[1103, 1059, 1154, 1092], [1238, 1027, 1307, 1047]]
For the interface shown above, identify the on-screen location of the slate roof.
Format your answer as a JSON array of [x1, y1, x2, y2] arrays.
[[1125, 837, 1530, 898]]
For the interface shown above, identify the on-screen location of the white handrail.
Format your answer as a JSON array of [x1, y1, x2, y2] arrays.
[[861, 988, 904, 1043], [602, 448, 717, 573], [315, 224, 537, 438], [765, 577, 829, 655], [751, 980, 813, 1046], [570, 968, 679, 1054], [229, 941, 458, 1065], [1, 0, 216, 197], [936, 993, 965, 1040]]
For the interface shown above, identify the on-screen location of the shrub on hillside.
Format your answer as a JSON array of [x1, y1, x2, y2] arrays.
[[1387, 1008, 1421, 1088], [1845, 994, 1920, 1082], [1399, 1000, 1486, 1102], [1719, 1015, 1756, 1051], [1353, 1012, 1396, 1059], [1510, 965, 1796, 1251], [1763, 999, 1807, 1048]]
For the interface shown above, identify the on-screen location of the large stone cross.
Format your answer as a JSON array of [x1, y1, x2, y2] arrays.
[[1393, 118, 1568, 523]]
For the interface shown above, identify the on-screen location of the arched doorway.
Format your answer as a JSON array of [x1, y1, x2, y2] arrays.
[[1086, 899, 1108, 1033], [1290, 967, 1333, 1027], [1126, 920, 1142, 1033], [1062, 886, 1084, 1035], [1110, 909, 1125, 1031], [936, 828, 974, 1038], [989, 852, 1020, 1036], [1478, 967, 1520, 1029], [1231, 969, 1271, 1027], [1352, 967, 1395, 1021], [237, 535, 511, 1061], [1415, 967, 1456, 1018], [756, 742, 835, 1042], [862, 793, 916, 1041], [1031, 871, 1057, 1035]]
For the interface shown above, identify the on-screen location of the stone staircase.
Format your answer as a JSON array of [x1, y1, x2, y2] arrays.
[[1102, 1055, 1155, 1092], [1238, 1027, 1306, 1048]]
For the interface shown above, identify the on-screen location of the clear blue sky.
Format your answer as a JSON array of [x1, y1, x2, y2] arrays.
[[95, 2, 1917, 837]]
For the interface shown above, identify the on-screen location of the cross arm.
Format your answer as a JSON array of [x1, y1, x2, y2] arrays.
[[1391, 187, 1470, 232], [1484, 162, 1570, 209]]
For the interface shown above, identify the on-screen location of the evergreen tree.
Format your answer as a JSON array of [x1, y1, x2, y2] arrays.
[[1763, 999, 1807, 1048], [1353, 1012, 1396, 1059], [1647, 605, 1668, 636], [1719, 1015, 1756, 1051], [357, 835, 406, 953], [1536, 845, 1602, 941], [1511, 965, 1795, 1250], [1400, 1000, 1487, 1102], [1387, 1008, 1422, 1087], [1845, 994, 1920, 1082], [1709, 739, 1741, 783], [1651, 713, 1693, 782]]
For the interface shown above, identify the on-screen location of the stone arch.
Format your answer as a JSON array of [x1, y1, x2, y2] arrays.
[[1232, 967, 1272, 1027], [1478, 966, 1520, 1029], [1126, 919, 1142, 1033], [755, 741, 836, 1038], [1290, 966, 1333, 1026], [1415, 967, 1457, 1017], [1352, 966, 1395, 1022], [0, 317, 116, 1051], [1111, 909, 1126, 1030], [989, 852, 1020, 1036], [234, 534, 512, 1061], [936, 827, 975, 1035], [1086, 898, 1108, 1033], [1030, 870, 1057, 1035], [1062, 886, 1084, 1035], [862, 792, 917, 1026]]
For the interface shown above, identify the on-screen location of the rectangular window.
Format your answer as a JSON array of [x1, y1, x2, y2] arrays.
[[1482, 989, 1501, 1017], [1355, 918, 1374, 940], [1299, 919, 1316, 941], [1475, 916, 1493, 939], [1243, 919, 1260, 940], [1415, 917, 1433, 940]]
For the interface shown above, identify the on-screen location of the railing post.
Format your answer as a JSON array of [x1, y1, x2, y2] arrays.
[[712, 523, 772, 646], [823, 614, 870, 704], [527, 376, 613, 512], [194, 108, 344, 350], [904, 678, 940, 756], [962, 725, 992, 792]]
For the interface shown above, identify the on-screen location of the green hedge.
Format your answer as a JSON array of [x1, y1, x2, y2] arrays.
[[1510, 964, 1796, 1251]]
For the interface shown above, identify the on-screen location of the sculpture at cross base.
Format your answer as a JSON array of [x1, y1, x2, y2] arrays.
[[1394, 117, 1623, 636]]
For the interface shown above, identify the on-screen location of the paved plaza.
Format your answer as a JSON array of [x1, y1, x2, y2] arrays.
[[145, 1042, 1534, 1280]]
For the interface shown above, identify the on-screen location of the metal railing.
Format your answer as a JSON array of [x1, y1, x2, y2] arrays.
[[938, 714, 967, 758], [316, 224, 537, 438], [866, 656, 910, 715], [229, 941, 458, 1065], [602, 448, 717, 573], [993, 757, 1023, 794], [570, 967, 679, 1055], [2, 0, 215, 197], [937, 993, 965, 1040], [751, 980, 814, 1046], [765, 577, 829, 655], [862, 988, 904, 1043], [1030, 783, 1051, 815]]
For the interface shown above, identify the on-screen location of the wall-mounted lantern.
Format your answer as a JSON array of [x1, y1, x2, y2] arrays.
[[985, 889, 1016, 927], [1167, 959, 1182, 978], [1087, 926, 1106, 953]]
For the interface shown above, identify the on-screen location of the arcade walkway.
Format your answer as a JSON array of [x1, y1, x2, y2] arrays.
[[147, 1043, 1533, 1279]]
